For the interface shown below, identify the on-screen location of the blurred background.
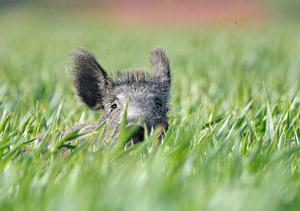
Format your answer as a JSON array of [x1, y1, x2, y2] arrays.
[[0, 0, 299, 117], [1, 0, 300, 27]]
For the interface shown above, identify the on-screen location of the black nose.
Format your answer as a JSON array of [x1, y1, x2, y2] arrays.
[[125, 126, 145, 147]]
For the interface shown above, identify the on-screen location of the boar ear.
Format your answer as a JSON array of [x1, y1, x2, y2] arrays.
[[71, 48, 112, 110], [150, 47, 171, 85]]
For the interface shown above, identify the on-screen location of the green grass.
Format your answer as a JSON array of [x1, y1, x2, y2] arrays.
[[1, 8, 300, 211]]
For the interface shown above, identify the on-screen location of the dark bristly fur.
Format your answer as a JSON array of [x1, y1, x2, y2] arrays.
[[22, 47, 171, 154], [71, 48, 112, 110]]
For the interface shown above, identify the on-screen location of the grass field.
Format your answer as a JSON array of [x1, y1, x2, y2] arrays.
[[1, 8, 300, 211]]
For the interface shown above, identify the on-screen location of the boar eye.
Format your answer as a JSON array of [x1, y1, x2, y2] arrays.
[[111, 103, 118, 111]]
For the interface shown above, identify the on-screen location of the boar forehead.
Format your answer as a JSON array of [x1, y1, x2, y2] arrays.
[[113, 82, 160, 101], [116, 88, 157, 102]]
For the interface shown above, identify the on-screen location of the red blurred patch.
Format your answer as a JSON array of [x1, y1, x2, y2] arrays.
[[85, 1, 264, 26]]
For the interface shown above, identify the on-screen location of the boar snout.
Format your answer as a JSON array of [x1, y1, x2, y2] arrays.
[[125, 125, 145, 146]]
